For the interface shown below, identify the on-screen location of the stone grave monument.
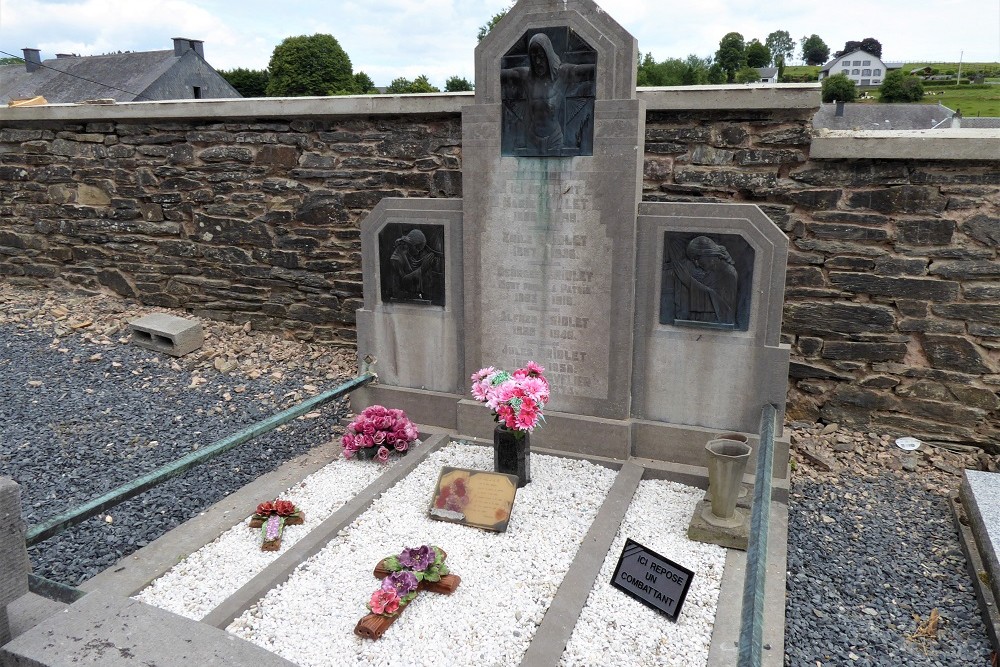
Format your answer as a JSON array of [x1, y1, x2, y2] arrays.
[[354, 0, 790, 466]]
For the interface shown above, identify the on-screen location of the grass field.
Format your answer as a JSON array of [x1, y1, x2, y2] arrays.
[[784, 62, 1000, 116]]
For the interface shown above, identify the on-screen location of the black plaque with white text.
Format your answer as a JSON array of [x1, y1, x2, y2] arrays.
[[610, 538, 694, 621]]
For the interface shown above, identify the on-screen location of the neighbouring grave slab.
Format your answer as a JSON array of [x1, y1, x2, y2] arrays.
[[0, 591, 297, 667], [1, 477, 31, 646], [961, 470, 1000, 612], [129, 313, 203, 357]]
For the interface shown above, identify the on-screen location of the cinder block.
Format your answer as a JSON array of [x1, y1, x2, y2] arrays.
[[129, 313, 203, 357], [1, 477, 31, 646]]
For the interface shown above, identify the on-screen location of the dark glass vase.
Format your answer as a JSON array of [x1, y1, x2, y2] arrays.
[[494, 424, 530, 487]]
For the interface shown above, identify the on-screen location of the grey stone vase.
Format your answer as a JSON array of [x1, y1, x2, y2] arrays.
[[703, 438, 752, 527]]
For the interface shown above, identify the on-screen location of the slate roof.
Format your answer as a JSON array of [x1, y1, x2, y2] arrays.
[[0, 50, 180, 103], [756, 67, 778, 79], [813, 102, 956, 130], [958, 116, 1000, 128]]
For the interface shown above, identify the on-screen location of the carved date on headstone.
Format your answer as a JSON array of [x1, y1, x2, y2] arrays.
[[659, 232, 754, 331], [378, 223, 446, 306], [500, 27, 597, 157]]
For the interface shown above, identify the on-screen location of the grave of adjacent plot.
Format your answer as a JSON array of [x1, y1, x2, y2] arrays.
[[353, 0, 791, 469]]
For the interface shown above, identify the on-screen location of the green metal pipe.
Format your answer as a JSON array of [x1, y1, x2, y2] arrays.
[[738, 403, 777, 667], [25, 372, 374, 547], [28, 574, 87, 604]]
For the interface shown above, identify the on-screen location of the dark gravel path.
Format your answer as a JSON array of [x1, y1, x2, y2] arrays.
[[1, 323, 349, 586], [785, 473, 992, 666]]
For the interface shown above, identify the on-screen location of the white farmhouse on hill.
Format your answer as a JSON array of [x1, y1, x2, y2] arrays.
[[817, 49, 902, 87]]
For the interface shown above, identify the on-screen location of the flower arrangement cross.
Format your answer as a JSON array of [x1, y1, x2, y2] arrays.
[[249, 499, 304, 528], [342, 405, 419, 462], [470, 361, 550, 432], [355, 545, 461, 640]]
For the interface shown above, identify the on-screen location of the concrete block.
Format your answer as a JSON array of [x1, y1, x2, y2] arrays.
[[1, 478, 30, 647], [6, 593, 66, 641], [0, 591, 297, 667], [128, 313, 203, 357]]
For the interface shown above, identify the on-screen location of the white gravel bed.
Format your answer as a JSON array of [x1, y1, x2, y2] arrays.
[[135, 450, 408, 619], [228, 442, 618, 666], [560, 479, 726, 667]]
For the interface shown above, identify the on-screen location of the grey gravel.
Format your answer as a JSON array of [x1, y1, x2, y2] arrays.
[[1, 323, 348, 586], [785, 473, 992, 666]]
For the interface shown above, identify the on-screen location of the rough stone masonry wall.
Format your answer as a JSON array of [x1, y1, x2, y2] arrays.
[[642, 108, 1000, 449], [1, 104, 999, 449], [0, 116, 462, 343]]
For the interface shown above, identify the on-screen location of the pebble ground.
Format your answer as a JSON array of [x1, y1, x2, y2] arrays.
[[1, 285, 996, 665]]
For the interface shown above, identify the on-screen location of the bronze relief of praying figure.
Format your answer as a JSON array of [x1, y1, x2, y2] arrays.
[[500, 29, 597, 157], [378, 225, 445, 306], [660, 233, 753, 331]]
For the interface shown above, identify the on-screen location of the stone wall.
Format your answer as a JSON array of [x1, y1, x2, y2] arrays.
[[0, 109, 462, 343], [1, 91, 999, 448], [640, 106, 1000, 449]]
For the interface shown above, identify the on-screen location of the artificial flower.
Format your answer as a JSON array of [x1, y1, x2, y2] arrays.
[[399, 545, 434, 571]]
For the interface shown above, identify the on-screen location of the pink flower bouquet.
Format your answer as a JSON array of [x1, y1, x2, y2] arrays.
[[470, 361, 550, 432], [342, 405, 419, 462]]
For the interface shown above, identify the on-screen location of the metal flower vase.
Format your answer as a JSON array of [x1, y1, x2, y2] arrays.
[[703, 438, 752, 528], [494, 424, 530, 488]]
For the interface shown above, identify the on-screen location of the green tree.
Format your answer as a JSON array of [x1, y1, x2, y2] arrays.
[[477, 4, 513, 41], [775, 55, 786, 80], [386, 75, 441, 93], [715, 32, 747, 82], [444, 75, 473, 92], [735, 66, 762, 83], [821, 73, 857, 102], [219, 68, 269, 97], [637, 53, 713, 87], [266, 34, 353, 97], [0, 56, 23, 66], [879, 70, 924, 102], [765, 30, 795, 65], [353, 71, 376, 94], [707, 63, 727, 84], [800, 34, 830, 66], [745, 39, 771, 68], [859, 38, 883, 58]]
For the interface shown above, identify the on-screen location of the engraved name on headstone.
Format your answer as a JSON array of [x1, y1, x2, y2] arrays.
[[479, 175, 612, 399]]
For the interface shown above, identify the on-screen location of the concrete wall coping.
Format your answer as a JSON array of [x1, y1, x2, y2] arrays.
[[811, 128, 1000, 160], [0, 85, 819, 123]]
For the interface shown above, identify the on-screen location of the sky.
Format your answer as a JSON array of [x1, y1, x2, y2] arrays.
[[1, 0, 999, 88]]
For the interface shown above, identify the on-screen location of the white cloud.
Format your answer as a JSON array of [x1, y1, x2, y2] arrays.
[[1, 0, 996, 85]]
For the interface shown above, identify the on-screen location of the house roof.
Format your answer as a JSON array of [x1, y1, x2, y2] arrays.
[[0, 50, 180, 103], [958, 116, 1000, 128], [819, 49, 902, 73], [813, 102, 956, 130], [756, 67, 778, 79]]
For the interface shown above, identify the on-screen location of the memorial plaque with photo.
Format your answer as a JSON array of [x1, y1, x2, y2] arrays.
[[659, 232, 754, 331], [610, 538, 694, 621], [378, 223, 446, 306], [428, 466, 519, 532]]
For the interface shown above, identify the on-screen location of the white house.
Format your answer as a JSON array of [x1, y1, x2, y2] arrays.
[[755, 67, 778, 83], [817, 49, 901, 87]]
